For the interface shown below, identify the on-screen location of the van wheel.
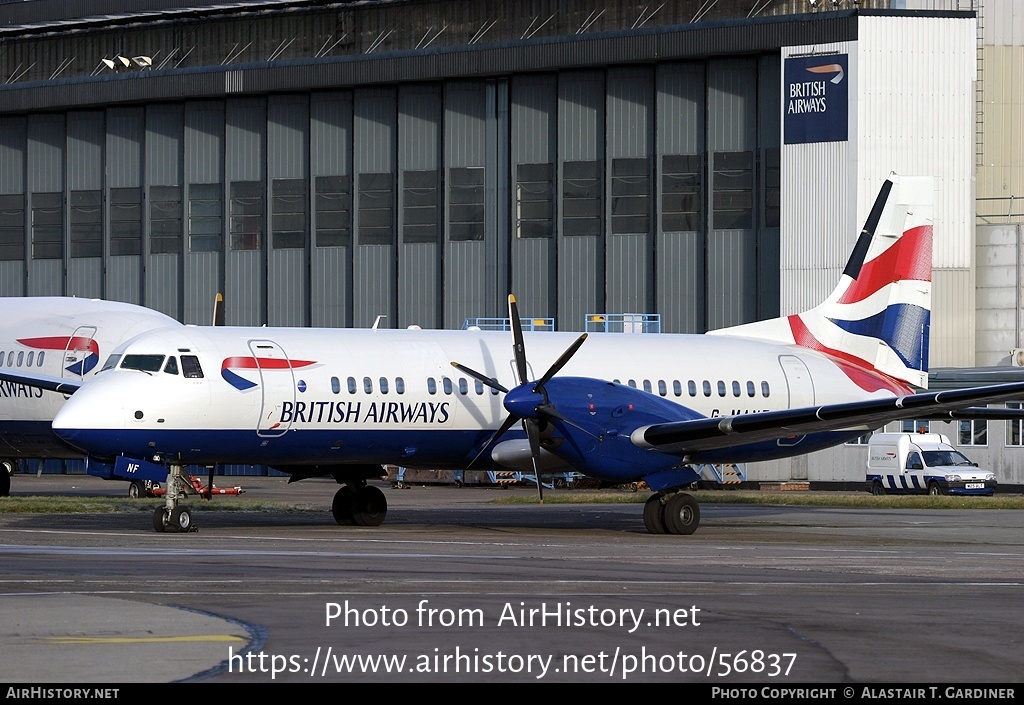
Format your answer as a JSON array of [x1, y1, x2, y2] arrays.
[[928, 482, 943, 496], [871, 482, 884, 496]]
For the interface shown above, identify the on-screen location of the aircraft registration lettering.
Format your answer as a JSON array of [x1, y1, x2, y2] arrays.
[[280, 400, 450, 425]]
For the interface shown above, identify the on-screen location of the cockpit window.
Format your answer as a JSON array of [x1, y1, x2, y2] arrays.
[[163, 356, 179, 375], [100, 354, 121, 372], [121, 354, 165, 372], [181, 355, 204, 379]]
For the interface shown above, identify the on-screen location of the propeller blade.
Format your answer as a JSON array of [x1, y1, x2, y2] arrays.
[[450, 361, 509, 394], [468, 412, 521, 469], [524, 418, 544, 504], [534, 332, 588, 391], [508, 294, 529, 386], [535, 402, 599, 439]]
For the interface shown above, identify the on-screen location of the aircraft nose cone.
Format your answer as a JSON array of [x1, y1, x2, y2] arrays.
[[504, 384, 543, 419]]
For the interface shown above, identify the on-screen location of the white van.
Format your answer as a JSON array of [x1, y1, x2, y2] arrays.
[[865, 433, 997, 496]]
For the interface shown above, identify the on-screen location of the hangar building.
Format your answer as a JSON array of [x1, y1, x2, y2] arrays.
[[2, 0, 1022, 487]]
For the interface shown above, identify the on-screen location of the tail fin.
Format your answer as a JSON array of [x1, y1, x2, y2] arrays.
[[711, 174, 934, 389]]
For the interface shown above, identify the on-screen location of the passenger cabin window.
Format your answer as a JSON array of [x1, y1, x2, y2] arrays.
[[379, 377, 389, 394], [121, 354, 165, 372], [702, 381, 711, 397], [16, 351, 23, 366], [761, 381, 770, 397], [0, 352, 4, 366], [459, 378, 468, 395], [396, 377, 405, 394], [427, 378, 437, 395], [688, 380, 696, 396], [732, 381, 740, 397], [717, 381, 726, 397], [363, 377, 373, 394], [747, 381, 755, 397], [443, 377, 453, 395], [331, 376, 340, 394], [36, 351, 44, 366], [181, 355, 204, 378], [658, 380, 667, 396], [163, 357, 179, 375], [673, 380, 682, 396], [26, 351, 33, 366], [347, 377, 357, 394], [643, 380, 652, 393]]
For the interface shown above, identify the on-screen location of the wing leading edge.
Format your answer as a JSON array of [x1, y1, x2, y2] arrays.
[[0, 368, 83, 396], [630, 382, 1024, 456]]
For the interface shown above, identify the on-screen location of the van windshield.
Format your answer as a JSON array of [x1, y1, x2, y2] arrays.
[[922, 450, 973, 467]]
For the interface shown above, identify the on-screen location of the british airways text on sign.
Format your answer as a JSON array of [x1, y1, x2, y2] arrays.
[[783, 53, 848, 145], [280, 400, 451, 426]]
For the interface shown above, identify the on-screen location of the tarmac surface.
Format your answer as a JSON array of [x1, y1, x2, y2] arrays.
[[2, 473, 1023, 685]]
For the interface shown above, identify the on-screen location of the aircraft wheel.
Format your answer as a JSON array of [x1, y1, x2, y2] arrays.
[[663, 493, 700, 535], [170, 507, 192, 532], [128, 481, 145, 499], [352, 486, 387, 527], [152, 507, 168, 533], [928, 482, 943, 496], [0, 460, 13, 498], [332, 486, 355, 525], [643, 494, 666, 534], [871, 481, 885, 496]]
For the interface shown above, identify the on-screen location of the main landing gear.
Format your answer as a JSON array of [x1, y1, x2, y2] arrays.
[[151, 462, 198, 533], [643, 491, 700, 535], [332, 481, 388, 526]]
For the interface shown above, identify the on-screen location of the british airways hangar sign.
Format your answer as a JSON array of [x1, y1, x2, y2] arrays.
[[784, 53, 848, 145]]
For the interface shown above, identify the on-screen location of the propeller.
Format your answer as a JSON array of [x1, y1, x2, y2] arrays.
[[451, 295, 588, 504]]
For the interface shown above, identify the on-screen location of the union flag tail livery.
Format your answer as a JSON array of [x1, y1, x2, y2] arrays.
[[712, 175, 933, 390]]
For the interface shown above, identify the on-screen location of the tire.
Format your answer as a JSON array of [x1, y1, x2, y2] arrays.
[[332, 486, 355, 525], [663, 493, 700, 535], [871, 482, 885, 496], [0, 460, 12, 498], [928, 482, 943, 496], [352, 485, 387, 527], [643, 494, 666, 534], [152, 507, 168, 533], [128, 481, 145, 499], [170, 507, 192, 532]]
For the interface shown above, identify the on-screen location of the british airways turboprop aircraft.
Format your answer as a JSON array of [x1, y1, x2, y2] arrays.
[[28, 175, 1024, 534], [0, 297, 181, 496]]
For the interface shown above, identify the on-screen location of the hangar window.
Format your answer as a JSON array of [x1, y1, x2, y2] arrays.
[[331, 376, 340, 394], [611, 158, 650, 235], [562, 160, 602, 237], [358, 172, 394, 245], [515, 163, 553, 239], [379, 377, 389, 394], [315, 175, 352, 248], [150, 185, 183, 254], [712, 151, 753, 230], [449, 167, 485, 241], [0, 194, 25, 261], [763, 148, 781, 229], [959, 419, 987, 446], [347, 377, 357, 394], [229, 181, 263, 251], [662, 154, 702, 232], [31, 192, 63, 260], [70, 190, 102, 258], [189, 183, 223, 253], [110, 187, 142, 256], [1005, 403, 1024, 446], [181, 356, 204, 378], [402, 170, 438, 244], [272, 178, 307, 249], [901, 419, 930, 434]]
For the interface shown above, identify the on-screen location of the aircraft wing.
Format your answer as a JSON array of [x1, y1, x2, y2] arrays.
[[0, 368, 83, 395], [631, 382, 1024, 455]]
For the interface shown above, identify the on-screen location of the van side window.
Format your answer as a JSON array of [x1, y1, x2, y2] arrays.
[[906, 452, 924, 470]]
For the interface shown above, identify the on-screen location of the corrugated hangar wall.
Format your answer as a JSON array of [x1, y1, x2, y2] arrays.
[[0, 62, 784, 333]]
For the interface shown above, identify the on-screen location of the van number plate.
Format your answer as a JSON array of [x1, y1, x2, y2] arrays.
[[965, 483, 984, 489]]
